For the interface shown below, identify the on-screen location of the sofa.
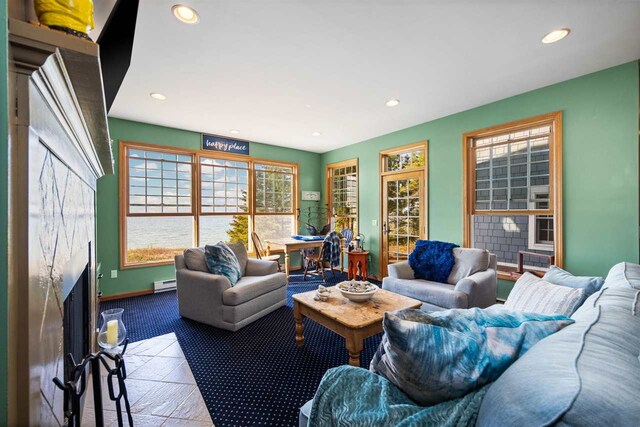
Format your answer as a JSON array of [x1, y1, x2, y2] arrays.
[[299, 261, 640, 425], [175, 242, 287, 331], [382, 248, 498, 311]]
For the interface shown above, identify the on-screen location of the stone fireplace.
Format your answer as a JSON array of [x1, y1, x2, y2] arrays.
[[8, 19, 112, 426]]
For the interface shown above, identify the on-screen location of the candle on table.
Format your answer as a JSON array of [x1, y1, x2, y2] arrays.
[[106, 319, 118, 345]]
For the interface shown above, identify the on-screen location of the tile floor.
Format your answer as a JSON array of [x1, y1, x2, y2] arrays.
[[82, 333, 214, 426]]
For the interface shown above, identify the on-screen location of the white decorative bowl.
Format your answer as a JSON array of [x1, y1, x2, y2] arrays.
[[338, 284, 379, 302]]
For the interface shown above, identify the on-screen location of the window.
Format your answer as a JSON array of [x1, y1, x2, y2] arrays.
[[463, 112, 563, 278], [383, 149, 425, 172], [122, 147, 195, 266], [253, 163, 296, 242], [198, 157, 250, 248], [326, 159, 358, 232], [120, 142, 298, 267], [528, 186, 554, 251]]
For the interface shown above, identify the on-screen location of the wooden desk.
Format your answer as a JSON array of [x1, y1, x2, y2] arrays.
[[293, 287, 421, 366], [264, 237, 344, 278]]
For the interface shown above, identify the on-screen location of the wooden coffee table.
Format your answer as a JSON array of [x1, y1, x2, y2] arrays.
[[292, 287, 422, 366]]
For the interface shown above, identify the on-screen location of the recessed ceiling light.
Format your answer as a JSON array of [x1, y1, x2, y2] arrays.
[[150, 92, 167, 100], [230, 129, 240, 134], [385, 99, 400, 107], [172, 4, 199, 24], [542, 28, 570, 44], [311, 132, 322, 137]]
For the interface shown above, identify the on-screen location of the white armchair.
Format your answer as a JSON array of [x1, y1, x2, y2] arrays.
[[175, 242, 287, 331], [383, 248, 497, 311]]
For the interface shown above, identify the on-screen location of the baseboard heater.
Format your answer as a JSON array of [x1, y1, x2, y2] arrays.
[[154, 279, 177, 293]]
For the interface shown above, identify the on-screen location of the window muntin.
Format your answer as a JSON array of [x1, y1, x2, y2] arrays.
[[124, 146, 195, 265], [331, 165, 357, 216], [386, 177, 421, 263], [253, 162, 295, 241], [474, 126, 550, 212], [254, 163, 294, 214], [200, 158, 249, 214], [327, 160, 358, 232], [121, 142, 298, 267], [127, 149, 193, 214], [463, 113, 562, 277]]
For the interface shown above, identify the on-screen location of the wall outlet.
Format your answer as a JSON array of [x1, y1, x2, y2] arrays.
[[111, 270, 118, 279], [372, 219, 378, 226]]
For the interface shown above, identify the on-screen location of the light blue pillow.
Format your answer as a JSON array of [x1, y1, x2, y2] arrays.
[[204, 242, 242, 286], [543, 266, 604, 305], [370, 306, 574, 406]]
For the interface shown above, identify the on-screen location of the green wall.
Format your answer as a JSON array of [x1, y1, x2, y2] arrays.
[[0, 0, 8, 423], [98, 118, 323, 296], [320, 61, 639, 299], [100, 62, 639, 300]]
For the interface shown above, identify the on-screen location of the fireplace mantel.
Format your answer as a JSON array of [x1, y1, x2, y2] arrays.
[[7, 19, 113, 426], [9, 18, 113, 175]]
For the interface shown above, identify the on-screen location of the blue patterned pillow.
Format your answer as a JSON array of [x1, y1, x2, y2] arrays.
[[370, 306, 574, 406], [204, 242, 242, 286]]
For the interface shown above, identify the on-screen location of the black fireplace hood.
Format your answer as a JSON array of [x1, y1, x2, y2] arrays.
[[98, 0, 140, 112]]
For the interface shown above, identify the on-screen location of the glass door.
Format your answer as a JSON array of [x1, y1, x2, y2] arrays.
[[382, 171, 424, 276]]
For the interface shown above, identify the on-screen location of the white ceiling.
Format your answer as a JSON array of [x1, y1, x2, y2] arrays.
[[109, 0, 640, 153]]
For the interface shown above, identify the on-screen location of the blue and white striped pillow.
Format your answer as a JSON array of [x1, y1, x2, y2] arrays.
[[505, 272, 585, 316]]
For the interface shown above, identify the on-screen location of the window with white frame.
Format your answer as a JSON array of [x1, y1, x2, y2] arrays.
[[528, 186, 554, 251]]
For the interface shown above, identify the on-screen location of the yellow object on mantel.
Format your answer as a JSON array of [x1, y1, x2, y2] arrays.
[[34, 0, 95, 36]]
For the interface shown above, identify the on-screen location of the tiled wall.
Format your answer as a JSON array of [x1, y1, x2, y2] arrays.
[[34, 143, 96, 425]]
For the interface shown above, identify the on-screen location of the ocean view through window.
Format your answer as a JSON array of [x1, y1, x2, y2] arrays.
[[120, 141, 298, 267]]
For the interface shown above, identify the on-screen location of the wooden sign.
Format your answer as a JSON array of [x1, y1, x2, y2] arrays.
[[202, 134, 250, 155]]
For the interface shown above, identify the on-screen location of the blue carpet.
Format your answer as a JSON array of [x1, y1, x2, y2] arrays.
[[101, 271, 382, 427]]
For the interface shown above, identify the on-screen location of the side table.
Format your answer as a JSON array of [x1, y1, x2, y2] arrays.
[[346, 250, 369, 280]]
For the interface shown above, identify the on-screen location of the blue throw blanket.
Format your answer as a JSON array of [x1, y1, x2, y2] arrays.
[[322, 231, 341, 268], [309, 366, 490, 427], [408, 240, 459, 282]]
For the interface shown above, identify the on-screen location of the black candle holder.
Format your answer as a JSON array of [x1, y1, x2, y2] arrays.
[[53, 339, 134, 427]]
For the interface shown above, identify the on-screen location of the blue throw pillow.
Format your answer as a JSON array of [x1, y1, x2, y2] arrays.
[[543, 266, 604, 306], [408, 240, 459, 282], [204, 242, 242, 286], [370, 306, 574, 406]]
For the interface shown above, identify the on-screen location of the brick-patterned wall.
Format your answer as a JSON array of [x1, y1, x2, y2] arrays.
[[473, 215, 551, 268]]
